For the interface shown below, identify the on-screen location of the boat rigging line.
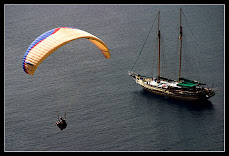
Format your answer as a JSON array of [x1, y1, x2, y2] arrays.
[[180, 9, 201, 81], [131, 12, 158, 71]]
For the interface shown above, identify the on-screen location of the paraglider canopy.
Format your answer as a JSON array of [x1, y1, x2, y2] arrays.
[[22, 27, 110, 75]]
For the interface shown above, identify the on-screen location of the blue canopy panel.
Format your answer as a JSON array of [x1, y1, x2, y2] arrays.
[[22, 28, 57, 74]]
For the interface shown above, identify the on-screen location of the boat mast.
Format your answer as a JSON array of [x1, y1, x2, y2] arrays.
[[178, 8, 182, 81], [157, 11, 161, 81], [178, 8, 182, 80]]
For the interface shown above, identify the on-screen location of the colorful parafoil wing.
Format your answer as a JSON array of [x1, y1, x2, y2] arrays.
[[22, 27, 110, 75]]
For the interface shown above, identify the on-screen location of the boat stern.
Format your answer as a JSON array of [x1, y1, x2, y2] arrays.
[[205, 89, 216, 99]]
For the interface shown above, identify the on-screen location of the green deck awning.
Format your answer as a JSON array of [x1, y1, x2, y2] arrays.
[[178, 78, 199, 87], [177, 82, 197, 87]]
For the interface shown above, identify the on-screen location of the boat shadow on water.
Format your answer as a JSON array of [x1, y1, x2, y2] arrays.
[[139, 89, 213, 111]]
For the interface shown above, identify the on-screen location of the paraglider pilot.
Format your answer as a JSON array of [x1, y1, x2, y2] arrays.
[[55, 116, 67, 130]]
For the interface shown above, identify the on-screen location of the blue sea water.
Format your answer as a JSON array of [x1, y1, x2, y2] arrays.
[[5, 5, 224, 151]]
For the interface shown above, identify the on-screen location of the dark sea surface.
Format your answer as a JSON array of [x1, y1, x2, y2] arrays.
[[5, 5, 224, 151]]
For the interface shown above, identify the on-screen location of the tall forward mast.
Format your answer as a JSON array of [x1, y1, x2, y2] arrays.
[[157, 11, 161, 80], [179, 8, 183, 80]]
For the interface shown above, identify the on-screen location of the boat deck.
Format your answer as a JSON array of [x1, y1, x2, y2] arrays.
[[128, 72, 215, 101]]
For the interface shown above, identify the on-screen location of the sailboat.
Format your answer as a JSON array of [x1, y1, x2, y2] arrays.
[[129, 8, 215, 101]]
